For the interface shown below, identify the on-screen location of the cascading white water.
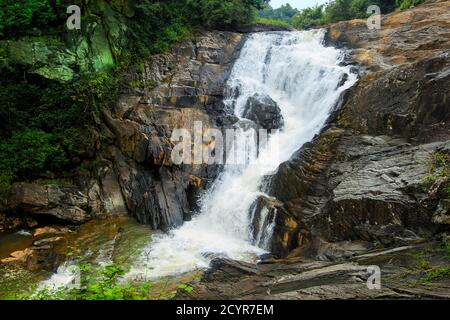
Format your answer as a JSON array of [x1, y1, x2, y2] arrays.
[[127, 30, 358, 279]]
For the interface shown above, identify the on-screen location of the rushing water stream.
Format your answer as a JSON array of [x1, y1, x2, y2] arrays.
[[19, 30, 358, 292], [126, 30, 358, 279]]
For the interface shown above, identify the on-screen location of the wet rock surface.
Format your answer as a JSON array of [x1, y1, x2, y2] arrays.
[[8, 183, 90, 224], [1, 237, 66, 272], [325, 0, 450, 72], [185, 243, 450, 300], [242, 94, 284, 130]]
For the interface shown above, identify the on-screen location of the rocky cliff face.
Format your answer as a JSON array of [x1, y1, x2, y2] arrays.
[[3, 31, 245, 233], [98, 31, 244, 230], [261, 0, 450, 258]]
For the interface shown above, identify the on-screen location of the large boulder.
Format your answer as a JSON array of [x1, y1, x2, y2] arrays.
[[1, 237, 65, 271], [8, 183, 90, 224], [242, 94, 284, 130]]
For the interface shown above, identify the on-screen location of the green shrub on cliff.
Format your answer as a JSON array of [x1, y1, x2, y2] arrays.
[[397, 0, 424, 10], [0, 129, 68, 180], [124, 0, 268, 57], [420, 151, 450, 195], [255, 17, 292, 29], [0, 68, 119, 202]]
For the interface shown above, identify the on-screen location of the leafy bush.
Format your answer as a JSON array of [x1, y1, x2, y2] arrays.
[[0, 129, 68, 180], [187, 0, 267, 30], [255, 17, 292, 29], [30, 262, 194, 300], [258, 3, 298, 22], [422, 267, 450, 283], [17, 263, 152, 300], [420, 151, 450, 196], [292, 5, 325, 30], [0, 0, 63, 38], [397, 0, 424, 10], [292, 0, 423, 29], [0, 68, 118, 202]]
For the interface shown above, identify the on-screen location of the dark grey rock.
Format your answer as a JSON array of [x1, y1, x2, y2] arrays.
[[242, 94, 284, 130]]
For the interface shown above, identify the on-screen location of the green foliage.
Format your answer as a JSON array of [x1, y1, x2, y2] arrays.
[[127, 1, 190, 56], [0, 128, 69, 205], [426, 151, 450, 177], [422, 267, 450, 283], [0, 0, 63, 39], [407, 244, 450, 286], [258, 3, 298, 22], [31, 263, 154, 300], [187, 0, 267, 30], [178, 283, 194, 293], [413, 251, 431, 271], [0, 70, 116, 140], [127, 0, 267, 57], [325, 0, 352, 23], [0, 129, 68, 178], [0, 170, 13, 204], [419, 151, 450, 196], [255, 17, 292, 29], [292, 5, 325, 30], [15, 262, 196, 300], [0, 68, 118, 202], [0, 128, 68, 204], [439, 241, 450, 260], [292, 0, 423, 29], [397, 0, 424, 10]]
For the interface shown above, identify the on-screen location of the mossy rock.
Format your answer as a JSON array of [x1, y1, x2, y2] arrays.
[[1, 39, 78, 82], [32, 65, 75, 82]]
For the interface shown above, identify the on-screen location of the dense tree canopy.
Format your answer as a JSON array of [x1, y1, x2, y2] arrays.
[[0, 0, 268, 39], [258, 3, 299, 22], [0, 0, 63, 37], [292, 0, 424, 29]]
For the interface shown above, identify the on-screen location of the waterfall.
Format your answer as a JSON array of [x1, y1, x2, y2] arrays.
[[128, 30, 358, 279]]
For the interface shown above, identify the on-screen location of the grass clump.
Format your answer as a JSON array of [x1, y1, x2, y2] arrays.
[[421, 266, 450, 284], [419, 151, 450, 196]]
